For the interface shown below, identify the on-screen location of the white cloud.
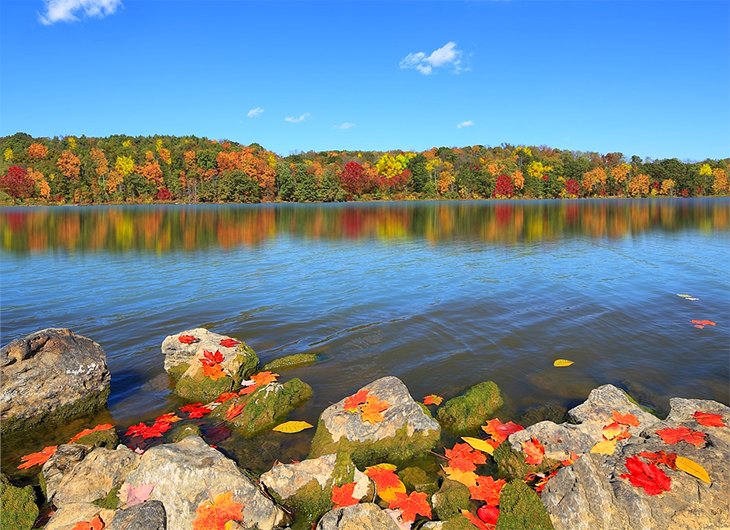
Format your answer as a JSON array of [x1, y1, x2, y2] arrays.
[[285, 113, 311, 123], [247, 107, 264, 118], [457, 120, 475, 128], [334, 122, 355, 130], [39, 0, 122, 25], [400, 42, 464, 75]]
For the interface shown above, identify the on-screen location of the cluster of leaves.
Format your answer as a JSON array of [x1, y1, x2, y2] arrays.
[[343, 388, 391, 424], [2, 132, 728, 205]]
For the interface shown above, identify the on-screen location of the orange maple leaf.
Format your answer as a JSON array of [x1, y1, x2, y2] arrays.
[[68, 424, 114, 443], [202, 363, 226, 380], [638, 450, 677, 469], [154, 413, 181, 424], [360, 395, 389, 424], [343, 389, 370, 412], [251, 371, 279, 386], [192, 491, 244, 530], [215, 392, 239, 403], [612, 410, 640, 427], [602, 421, 631, 441], [482, 419, 524, 446], [423, 394, 443, 406], [388, 491, 432, 523], [656, 426, 706, 447], [18, 445, 57, 470], [239, 384, 259, 396], [468, 475, 505, 504], [226, 403, 245, 420], [445, 443, 487, 473], [522, 438, 545, 465], [70, 514, 105, 530], [365, 465, 402, 491], [331, 482, 360, 509]]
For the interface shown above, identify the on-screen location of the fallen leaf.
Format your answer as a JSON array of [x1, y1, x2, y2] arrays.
[[560, 451, 580, 466], [219, 338, 240, 348], [192, 491, 244, 530], [238, 385, 259, 396], [534, 470, 559, 494], [18, 445, 57, 469], [676, 294, 692, 298], [69, 424, 114, 443], [202, 363, 226, 380], [343, 389, 370, 412], [690, 319, 716, 326], [202, 349, 225, 364], [215, 392, 239, 404], [388, 491, 431, 523], [602, 422, 625, 441], [154, 413, 181, 424], [180, 403, 212, 419], [441, 466, 479, 488], [553, 359, 574, 367], [619, 456, 671, 496], [612, 411, 640, 427], [446, 443, 487, 472], [675, 455, 711, 484], [656, 426, 706, 447], [477, 504, 500, 526], [462, 509, 494, 530], [522, 438, 545, 465], [119, 483, 154, 507], [423, 394, 443, 406], [125, 421, 171, 439], [469, 475, 505, 504], [331, 482, 359, 509], [71, 514, 105, 530], [693, 411, 726, 427], [638, 450, 677, 469], [226, 403, 245, 420], [272, 421, 313, 433], [482, 419, 524, 446], [461, 437, 495, 456], [178, 334, 199, 344], [365, 465, 406, 503], [250, 371, 279, 386], [590, 438, 617, 455], [361, 395, 390, 424]]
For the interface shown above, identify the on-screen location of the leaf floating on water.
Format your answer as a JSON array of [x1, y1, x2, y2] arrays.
[[272, 420, 313, 433], [590, 439, 617, 455], [675, 455, 711, 484], [690, 319, 717, 327], [461, 436, 495, 456], [440, 465, 479, 488], [18, 445, 58, 469], [423, 394, 443, 406], [388, 491, 432, 523], [553, 359, 574, 367], [68, 423, 114, 443]]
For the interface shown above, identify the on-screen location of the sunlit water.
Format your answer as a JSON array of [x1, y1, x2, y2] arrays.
[[1, 199, 729, 475]]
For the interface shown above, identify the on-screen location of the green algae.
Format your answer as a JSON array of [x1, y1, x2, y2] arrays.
[[263, 353, 318, 371], [437, 382, 504, 435]]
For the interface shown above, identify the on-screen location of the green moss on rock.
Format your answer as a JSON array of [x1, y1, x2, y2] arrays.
[[167, 362, 189, 384], [432, 479, 471, 520], [443, 514, 480, 530], [170, 423, 202, 442], [399, 466, 439, 495], [73, 428, 119, 449], [495, 479, 554, 530], [175, 372, 237, 402], [493, 442, 558, 481], [0, 474, 38, 530], [263, 353, 318, 371], [437, 382, 504, 435], [93, 485, 120, 510]]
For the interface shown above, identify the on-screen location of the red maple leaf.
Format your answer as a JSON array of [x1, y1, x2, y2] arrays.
[[180, 403, 211, 419], [423, 394, 443, 406], [219, 338, 240, 348], [656, 426, 706, 447], [178, 334, 199, 344], [469, 476, 505, 504], [202, 349, 225, 364], [18, 445, 57, 470], [522, 438, 545, 465], [364, 466, 402, 491], [477, 504, 500, 526], [215, 392, 239, 403], [343, 389, 370, 412], [225, 403, 245, 420], [612, 410, 640, 427], [534, 470, 558, 494], [238, 385, 259, 396], [154, 413, 181, 424], [68, 423, 114, 444], [388, 491, 432, 523], [619, 455, 671, 495], [125, 420, 171, 439], [560, 451, 580, 467], [482, 419, 524, 446], [462, 508, 495, 530], [638, 450, 677, 469], [445, 443, 487, 473], [331, 482, 359, 509], [693, 411, 726, 427], [70, 514, 105, 530]]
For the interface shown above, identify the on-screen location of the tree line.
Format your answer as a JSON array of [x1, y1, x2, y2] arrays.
[[0, 132, 727, 204]]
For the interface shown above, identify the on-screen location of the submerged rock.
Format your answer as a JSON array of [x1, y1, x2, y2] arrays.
[[437, 381, 503, 434], [316, 503, 400, 530], [161, 328, 259, 402], [0, 474, 38, 530], [263, 353, 318, 371], [309, 376, 441, 467], [0, 328, 111, 434]]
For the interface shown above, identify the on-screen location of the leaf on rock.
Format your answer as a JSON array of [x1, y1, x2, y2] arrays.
[[219, 338, 240, 348], [203, 349, 225, 364], [619, 455, 671, 496], [560, 451, 580, 466], [331, 482, 360, 509], [192, 491, 244, 530], [215, 392, 239, 404], [675, 455, 711, 484], [612, 410, 640, 427], [202, 363, 226, 380], [225, 404, 245, 420], [423, 394, 443, 406], [180, 403, 212, 419], [462, 509, 495, 530], [477, 504, 500, 526], [469, 475, 505, 504], [590, 438, 617, 455], [119, 483, 154, 507], [272, 421, 313, 433], [521, 438, 545, 465], [343, 389, 370, 412], [445, 443, 487, 473], [238, 385, 259, 396], [69, 424, 114, 443], [534, 470, 559, 494], [481, 419, 524, 446], [388, 491, 431, 523], [602, 421, 630, 441], [553, 359, 574, 367], [656, 426, 706, 447], [361, 396, 390, 424], [693, 411, 726, 427], [70, 514, 105, 530], [18, 445, 57, 469], [365, 464, 406, 503], [638, 450, 677, 469], [178, 334, 199, 344], [251, 371, 279, 387], [461, 437, 495, 456]]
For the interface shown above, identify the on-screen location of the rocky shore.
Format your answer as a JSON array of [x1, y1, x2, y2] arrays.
[[1, 328, 728, 529]]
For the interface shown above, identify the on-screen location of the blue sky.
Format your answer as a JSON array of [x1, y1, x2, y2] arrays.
[[1, 1, 728, 160]]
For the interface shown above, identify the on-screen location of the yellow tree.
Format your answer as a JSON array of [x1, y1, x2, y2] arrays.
[[712, 168, 728, 194], [115, 155, 135, 177], [627, 173, 650, 197]]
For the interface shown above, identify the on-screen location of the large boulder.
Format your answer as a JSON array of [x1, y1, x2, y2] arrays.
[[122, 435, 285, 529], [316, 503, 400, 530], [45, 503, 116, 530], [437, 381, 504, 434], [309, 376, 441, 467], [161, 328, 259, 402], [1, 474, 38, 530], [107, 500, 167, 530], [260, 453, 371, 529], [41, 444, 91, 500], [0, 328, 111, 434]]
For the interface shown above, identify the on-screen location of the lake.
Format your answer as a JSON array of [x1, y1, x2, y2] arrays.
[[1, 199, 729, 472]]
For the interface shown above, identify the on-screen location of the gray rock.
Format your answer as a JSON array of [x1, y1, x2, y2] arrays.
[[508, 421, 595, 461], [44, 503, 116, 530], [0, 328, 111, 434], [309, 376, 441, 467], [108, 500, 166, 530], [122, 436, 285, 530], [316, 503, 400, 530], [42, 444, 92, 501]]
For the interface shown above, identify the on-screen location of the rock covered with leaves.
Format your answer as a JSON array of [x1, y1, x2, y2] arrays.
[[0, 328, 111, 434]]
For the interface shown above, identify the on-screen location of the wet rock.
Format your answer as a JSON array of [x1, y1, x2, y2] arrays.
[[168, 423, 201, 442], [517, 404, 568, 427], [72, 427, 120, 449], [497, 479, 554, 530], [44, 503, 116, 530], [432, 479, 470, 520], [316, 503, 400, 530], [263, 353, 318, 371], [108, 500, 166, 530], [41, 444, 91, 500], [161, 328, 259, 402], [309, 376, 441, 467], [210, 378, 312, 437], [260, 452, 370, 529], [122, 435, 285, 530], [48, 445, 139, 508], [437, 381, 503, 434], [0, 328, 111, 434], [399, 466, 439, 495], [0, 474, 38, 530], [507, 421, 594, 462]]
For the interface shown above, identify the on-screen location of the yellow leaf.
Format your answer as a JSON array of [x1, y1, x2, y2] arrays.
[[590, 439, 617, 455], [378, 482, 407, 503], [553, 359, 574, 367], [675, 456, 711, 484], [272, 421, 313, 433], [368, 463, 397, 472], [441, 465, 478, 488], [461, 437, 495, 456]]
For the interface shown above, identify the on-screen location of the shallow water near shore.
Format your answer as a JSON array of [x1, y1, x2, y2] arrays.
[[2, 198, 729, 475]]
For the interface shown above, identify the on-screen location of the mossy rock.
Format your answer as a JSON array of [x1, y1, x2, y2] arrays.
[[73, 428, 119, 449], [263, 353, 318, 371], [495, 479, 554, 530], [399, 466, 439, 495], [517, 404, 568, 427], [212, 378, 313, 437], [93, 485, 121, 510], [167, 362, 189, 383], [173, 346, 259, 402], [443, 514, 480, 530], [437, 382, 503, 434], [169, 423, 202, 442], [493, 442, 558, 481], [175, 372, 237, 402], [432, 479, 471, 520], [0, 474, 38, 530]]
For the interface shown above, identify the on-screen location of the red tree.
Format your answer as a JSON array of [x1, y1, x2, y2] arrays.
[[0, 166, 35, 199], [339, 162, 374, 195], [493, 174, 514, 198]]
